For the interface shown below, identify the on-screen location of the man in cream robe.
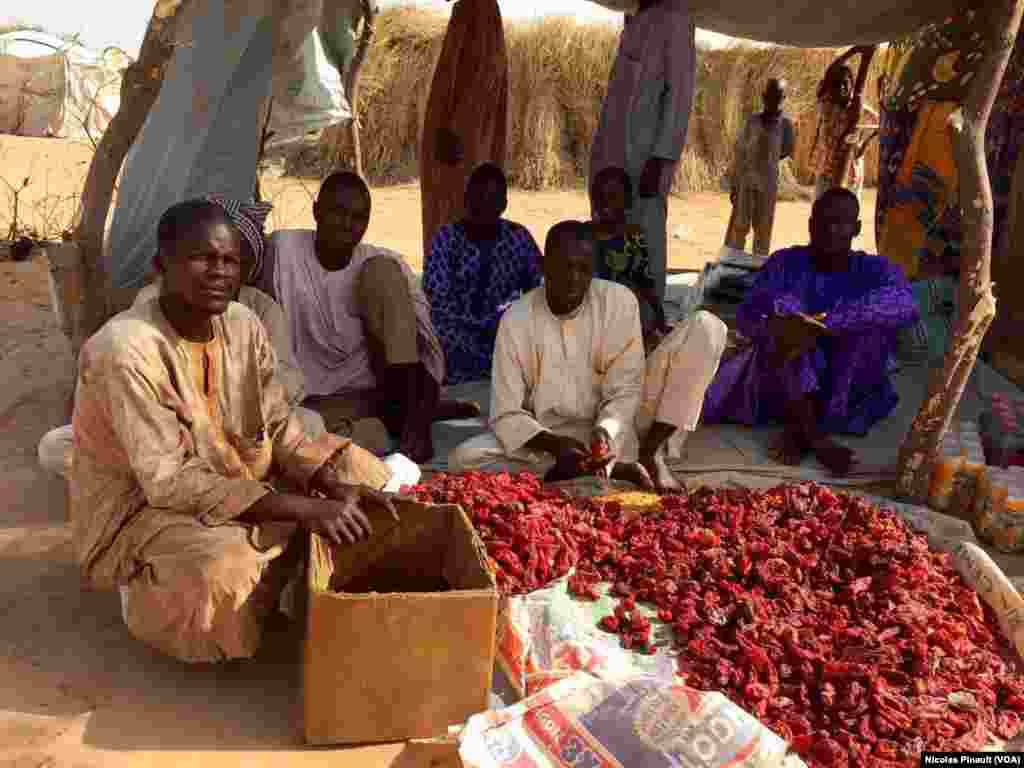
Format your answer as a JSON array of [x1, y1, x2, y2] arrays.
[[450, 221, 726, 491]]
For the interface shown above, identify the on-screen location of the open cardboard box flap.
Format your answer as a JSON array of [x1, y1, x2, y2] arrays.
[[304, 500, 498, 746]]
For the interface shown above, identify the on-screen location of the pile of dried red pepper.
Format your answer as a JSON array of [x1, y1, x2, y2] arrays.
[[410, 472, 1024, 766]]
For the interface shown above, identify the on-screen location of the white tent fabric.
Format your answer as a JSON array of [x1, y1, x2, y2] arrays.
[[0, 31, 127, 142], [266, 22, 351, 150], [106, 0, 349, 295], [587, 0, 962, 46]]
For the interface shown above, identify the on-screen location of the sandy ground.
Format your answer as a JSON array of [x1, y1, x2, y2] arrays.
[[0, 134, 878, 276], [0, 134, 880, 767]]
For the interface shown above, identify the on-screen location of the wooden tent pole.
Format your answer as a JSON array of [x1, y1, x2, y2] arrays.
[[345, 0, 377, 179], [324, 0, 377, 178], [72, 0, 192, 358], [255, 97, 274, 203], [832, 46, 877, 190], [896, 0, 1024, 501]]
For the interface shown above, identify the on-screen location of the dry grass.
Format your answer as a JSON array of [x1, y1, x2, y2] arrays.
[[340, 7, 885, 193], [353, 7, 447, 182]]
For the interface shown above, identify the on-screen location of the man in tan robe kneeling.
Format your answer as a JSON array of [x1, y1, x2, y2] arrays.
[[70, 200, 395, 663], [450, 220, 727, 491]]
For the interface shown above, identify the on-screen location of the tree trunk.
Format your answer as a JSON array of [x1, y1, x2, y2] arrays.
[[255, 97, 274, 203], [896, 0, 1024, 501], [833, 46, 876, 188], [71, 0, 192, 356], [327, 0, 377, 178]]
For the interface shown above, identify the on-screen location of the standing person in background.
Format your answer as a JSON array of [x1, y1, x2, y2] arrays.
[[420, 0, 509, 261], [725, 78, 796, 256], [811, 46, 880, 204], [589, 0, 696, 307]]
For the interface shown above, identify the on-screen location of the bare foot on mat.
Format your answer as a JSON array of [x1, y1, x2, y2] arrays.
[[610, 461, 657, 491], [638, 455, 683, 492], [768, 425, 809, 466], [433, 399, 482, 421], [811, 437, 857, 476]]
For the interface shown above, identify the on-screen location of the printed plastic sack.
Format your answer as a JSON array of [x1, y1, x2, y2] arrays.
[[493, 576, 675, 706], [950, 541, 1024, 662], [462, 672, 804, 768]]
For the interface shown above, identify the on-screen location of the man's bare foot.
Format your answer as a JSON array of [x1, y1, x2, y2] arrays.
[[610, 461, 656, 491], [638, 454, 683, 493], [768, 425, 809, 466], [433, 399, 482, 422], [811, 437, 856, 476]]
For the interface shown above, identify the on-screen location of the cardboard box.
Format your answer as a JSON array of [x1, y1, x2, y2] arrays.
[[304, 500, 498, 745], [392, 736, 464, 768]]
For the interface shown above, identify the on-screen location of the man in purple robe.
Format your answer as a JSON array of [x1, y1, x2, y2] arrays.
[[702, 188, 919, 475]]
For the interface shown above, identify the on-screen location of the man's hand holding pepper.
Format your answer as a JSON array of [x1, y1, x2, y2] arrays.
[[526, 432, 608, 483], [587, 427, 615, 484]]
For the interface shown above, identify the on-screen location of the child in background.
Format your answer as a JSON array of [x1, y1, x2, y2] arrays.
[[590, 166, 670, 352]]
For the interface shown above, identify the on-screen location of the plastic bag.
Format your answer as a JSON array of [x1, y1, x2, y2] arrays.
[[462, 672, 803, 768], [266, 25, 350, 150]]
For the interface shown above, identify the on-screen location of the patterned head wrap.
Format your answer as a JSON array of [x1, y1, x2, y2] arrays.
[[204, 194, 273, 283]]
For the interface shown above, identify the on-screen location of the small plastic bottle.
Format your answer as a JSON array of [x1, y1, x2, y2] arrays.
[[960, 420, 986, 464], [982, 394, 1019, 467], [984, 467, 1024, 553], [951, 421, 986, 521], [929, 428, 964, 512], [975, 467, 1010, 545], [1014, 396, 1024, 460]]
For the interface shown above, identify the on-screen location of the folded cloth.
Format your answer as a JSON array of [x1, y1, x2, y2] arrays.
[[383, 453, 422, 492]]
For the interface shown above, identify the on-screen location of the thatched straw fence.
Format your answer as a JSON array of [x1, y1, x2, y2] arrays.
[[323, 8, 885, 194]]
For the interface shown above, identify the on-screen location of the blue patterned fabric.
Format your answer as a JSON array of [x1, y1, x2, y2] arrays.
[[595, 232, 653, 290], [594, 231, 661, 331], [423, 219, 543, 385]]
